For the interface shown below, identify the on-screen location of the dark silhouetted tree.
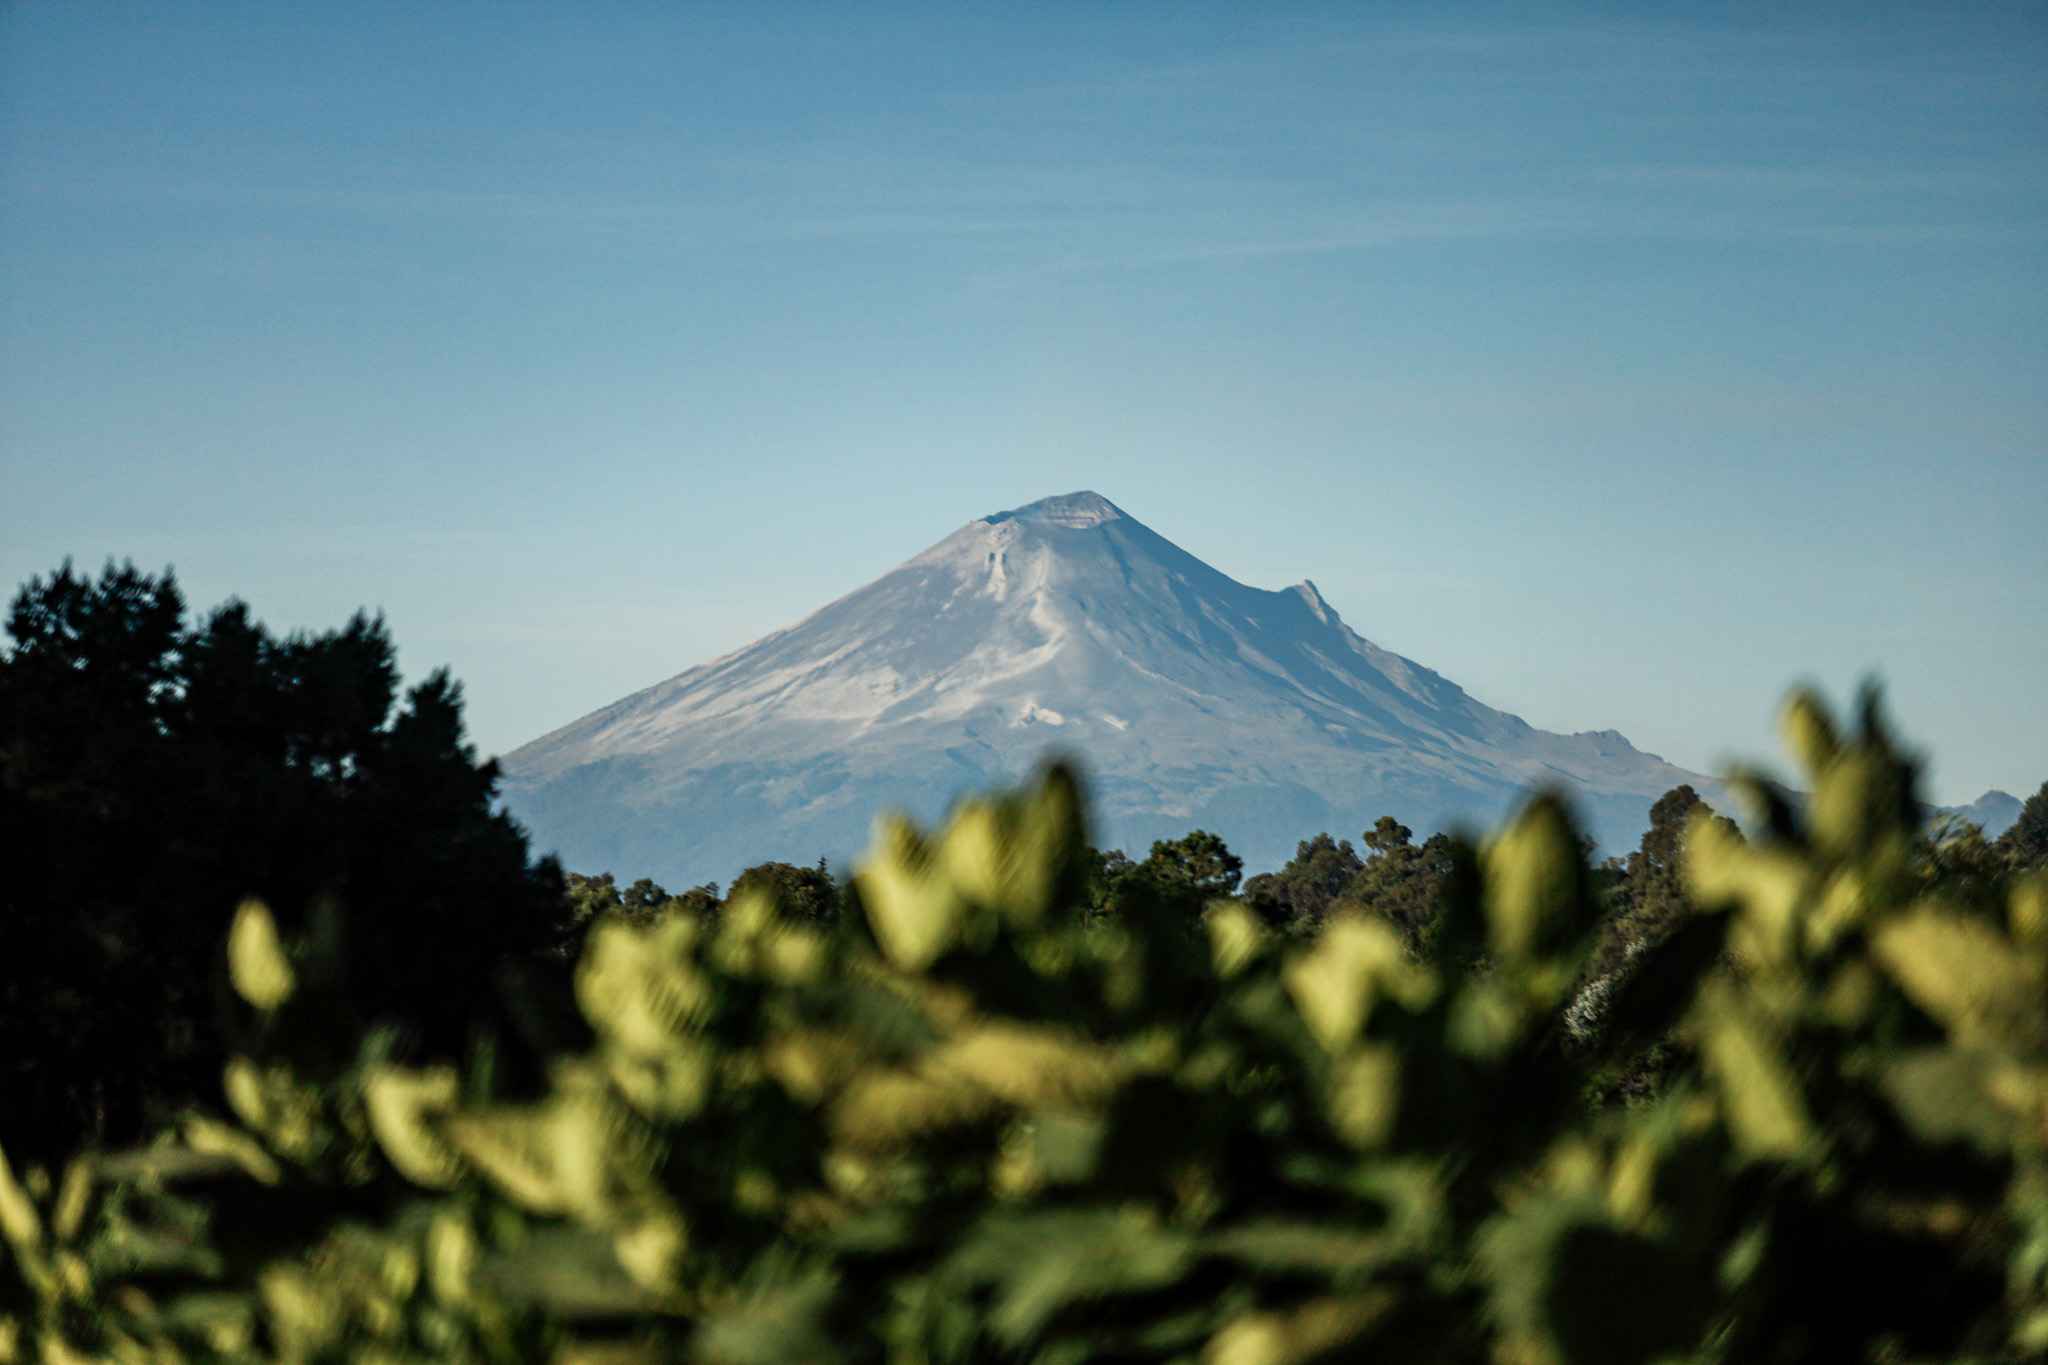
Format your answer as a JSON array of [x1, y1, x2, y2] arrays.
[[1080, 846, 1135, 912], [730, 859, 839, 922], [1244, 833, 1366, 933], [1589, 785, 1740, 977], [0, 561, 566, 1164], [1136, 829, 1242, 900], [1081, 830, 1242, 925], [1327, 817, 1454, 955], [1997, 780, 2048, 871]]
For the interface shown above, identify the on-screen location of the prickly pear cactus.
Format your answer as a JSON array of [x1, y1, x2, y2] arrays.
[[3, 692, 2043, 1363]]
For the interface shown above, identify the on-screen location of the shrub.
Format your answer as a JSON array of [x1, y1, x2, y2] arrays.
[[2, 689, 2044, 1363]]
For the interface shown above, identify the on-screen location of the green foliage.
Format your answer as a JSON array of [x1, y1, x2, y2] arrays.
[[1597, 787, 1703, 941], [1998, 780, 2048, 871], [1329, 818, 1454, 957], [1590, 786, 1737, 972], [1242, 833, 1364, 933], [566, 863, 835, 939], [568, 874, 723, 931], [5, 689, 2048, 1363], [1243, 821, 1452, 955], [1134, 830, 1244, 901], [0, 561, 566, 1166], [1084, 831, 1243, 925], [726, 862, 838, 925]]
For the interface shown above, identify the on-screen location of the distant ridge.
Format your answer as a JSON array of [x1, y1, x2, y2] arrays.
[[1936, 789, 2023, 839], [501, 492, 1712, 887]]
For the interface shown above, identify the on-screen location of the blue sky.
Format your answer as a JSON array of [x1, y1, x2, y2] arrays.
[[3, 1, 2044, 807]]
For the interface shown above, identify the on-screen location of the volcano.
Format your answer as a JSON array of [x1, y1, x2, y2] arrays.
[[500, 492, 1708, 886]]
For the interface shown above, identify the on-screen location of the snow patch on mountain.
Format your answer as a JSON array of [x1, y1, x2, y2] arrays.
[[502, 492, 1713, 887]]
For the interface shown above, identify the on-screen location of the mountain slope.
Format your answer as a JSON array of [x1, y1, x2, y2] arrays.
[[501, 492, 1709, 885], [1938, 790, 2023, 839]]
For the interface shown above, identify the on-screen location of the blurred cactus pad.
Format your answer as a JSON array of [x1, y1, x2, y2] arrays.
[[5, 689, 2048, 1365]]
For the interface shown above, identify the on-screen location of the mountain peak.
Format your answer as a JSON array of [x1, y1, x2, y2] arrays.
[[1938, 789, 2024, 839], [987, 490, 1125, 530], [1290, 580, 1334, 625], [503, 494, 1710, 885]]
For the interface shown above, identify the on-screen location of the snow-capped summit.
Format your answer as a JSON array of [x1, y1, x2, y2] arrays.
[[990, 489, 1124, 528], [501, 492, 1710, 885]]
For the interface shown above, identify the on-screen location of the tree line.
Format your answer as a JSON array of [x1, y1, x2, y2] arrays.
[[6, 667, 2047, 1361], [5, 559, 2044, 1174], [0, 562, 567, 1167]]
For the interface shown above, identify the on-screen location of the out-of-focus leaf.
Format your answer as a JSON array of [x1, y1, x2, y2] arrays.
[[1204, 1291, 1396, 1365], [1326, 1044, 1399, 1149], [160, 1292, 258, 1354], [228, 898, 295, 1012], [612, 1213, 688, 1296], [1882, 1048, 2022, 1153], [1805, 867, 1879, 955], [828, 1066, 990, 1153], [858, 815, 966, 972], [941, 1208, 1191, 1345], [939, 803, 1020, 923], [929, 1023, 1122, 1112], [1780, 690, 1840, 775], [1691, 979, 1817, 1163], [1808, 752, 1900, 861], [221, 1058, 330, 1164], [940, 765, 1086, 931], [604, 1044, 715, 1123], [444, 1068, 670, 1234], [181, 1117, 282, 1186], [1478, 1188, 1602, 1365], [49, 1161, 90, 1246], [2012, 871, 2048, 951], [257, 1263, 344, 1362], [0, 1145, 42, 1256], [762, 1030, 867, 1105], [1200, 1221, 1396, 1275], [859, 768, 1085, 972], [712, 887, 828, 985], [362, 1064, 464, 1188], [1684, 817, 1807, 966], [999, 1111, 1105, 1193], [1482, 794, 1595, 961], [92, 1146, 244, 1184], [443, 1106, 567, 1214], [1871, 904, 2047, 1049], [579, 915, 714, 1056], [1206, 901, 1266, 979], [1447, 977, 1528, 1062], [692, 1269, 842, 1365], [426, 1209, 476, 1305], [474, 1226, 673, 1316], [1283, 917, 1433, 1052]]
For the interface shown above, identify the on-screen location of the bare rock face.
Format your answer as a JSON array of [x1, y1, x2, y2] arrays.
[[501, 492, 1709, 884]]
